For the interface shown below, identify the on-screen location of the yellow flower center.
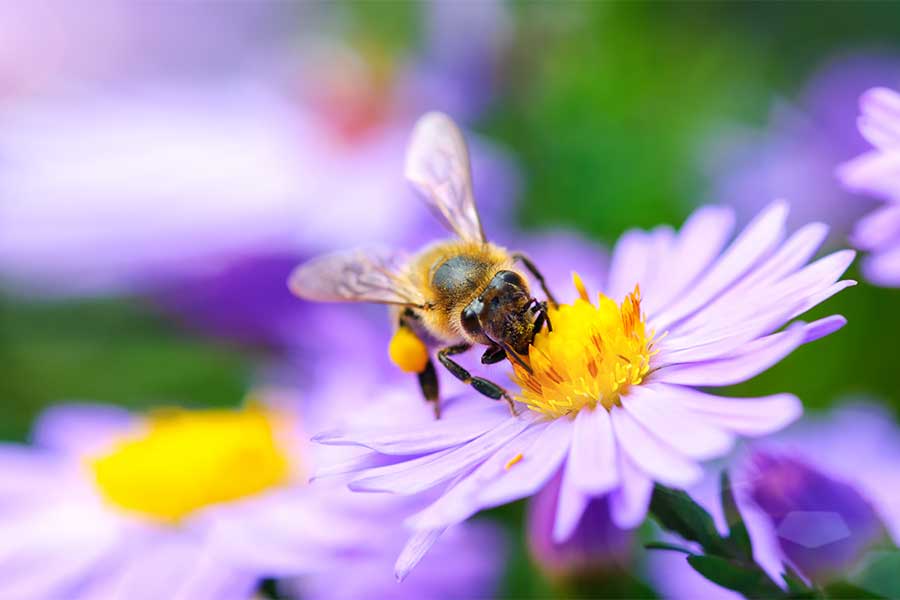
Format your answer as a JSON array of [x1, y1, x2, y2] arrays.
[[90, 405, 294, 523], [512, 274, 658, 419]]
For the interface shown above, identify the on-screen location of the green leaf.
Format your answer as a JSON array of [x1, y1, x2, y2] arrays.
[[686, 555, 785, 599], [644, 541, 695, 555], [720, 471, 754, 561], [823, 580, 886, 599], [782, 565, 816, 597], [649, 484, 729, 557], [846, 550, 900, 599]]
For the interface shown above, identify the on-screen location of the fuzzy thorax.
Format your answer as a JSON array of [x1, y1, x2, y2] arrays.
[[512, 274, 658, 419]]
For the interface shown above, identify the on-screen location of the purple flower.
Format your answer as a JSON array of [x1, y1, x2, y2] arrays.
[[527, 471, 633, 579], [0, 391, 505, 599], [0, 0, 517, 303], [703, 53, 899, 241], [838, 87, 900, 286], [748, 453, 884, 581], [314, 202, 854, 578], [649, 403, 900, 598]]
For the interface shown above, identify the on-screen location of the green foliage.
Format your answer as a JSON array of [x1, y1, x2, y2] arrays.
[[649, 476, 895, 599], [0, 297, 250, 441]]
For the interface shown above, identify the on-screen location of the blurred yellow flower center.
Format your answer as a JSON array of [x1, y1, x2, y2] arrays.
[[91, 406, 292, 523], [512, 274, 657, 419]]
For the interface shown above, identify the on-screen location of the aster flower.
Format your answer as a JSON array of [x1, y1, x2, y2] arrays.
[[315, 201, 855, 577], [649, 402, 900, 599], [703, 53, 898, 240], [527, 470, 633, 580], [838, 86, 900, 286], [0, 392, 505, 599], [0, 1, 516, 301]]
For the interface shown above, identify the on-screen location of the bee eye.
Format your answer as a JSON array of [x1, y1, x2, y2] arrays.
[[498, 270, 524, 287], [461, 307, 482, 336]]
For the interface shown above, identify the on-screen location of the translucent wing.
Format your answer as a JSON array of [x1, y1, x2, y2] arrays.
[[404, 112, 486, 243], [289, 248, 426, 307]]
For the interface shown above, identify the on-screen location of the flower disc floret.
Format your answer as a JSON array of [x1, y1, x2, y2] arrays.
[[513, 275, 657, 418]]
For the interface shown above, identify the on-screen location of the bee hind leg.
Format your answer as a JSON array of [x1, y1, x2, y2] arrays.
[[417, 359, 441, 419], [438, 344, 518, 415], [513, 252, 558, 308]]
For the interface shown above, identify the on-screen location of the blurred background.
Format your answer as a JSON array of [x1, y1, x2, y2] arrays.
[[2, 2, 900, 598]]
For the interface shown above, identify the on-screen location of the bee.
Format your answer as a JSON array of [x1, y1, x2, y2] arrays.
[[289, 112, 556, 417]]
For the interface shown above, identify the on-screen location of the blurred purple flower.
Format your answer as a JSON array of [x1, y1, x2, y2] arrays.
[[527, 471, 633, 579], [314, 202, 853, 578], [0, 1, 518, 353], [838, 87, 900, 286], [649, 403, 900, 598], [703, 53, 899, 240], [748, 453, 884, 581], [0, 389, 505, 599], [0, 2, 292, 100]]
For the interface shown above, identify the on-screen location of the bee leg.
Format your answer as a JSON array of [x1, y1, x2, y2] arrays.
[[480, 344, 507, 365], [512, 252, 558, 308], [532, 307, 548, 336], [396, 310, 442, 418], [418, 359, 441, 419], [438, 344, 518, 415]]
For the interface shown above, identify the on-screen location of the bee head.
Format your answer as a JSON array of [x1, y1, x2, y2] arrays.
[[461, 270, 536, 357]]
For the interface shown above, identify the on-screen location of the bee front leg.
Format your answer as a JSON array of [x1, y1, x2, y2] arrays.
[[438, 344, 518, 415], [532, 301, 552, 334], [513, 252, 558, 308], [480, 344, 507, 365]]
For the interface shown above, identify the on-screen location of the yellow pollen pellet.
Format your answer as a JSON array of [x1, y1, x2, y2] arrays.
[[504, 453, 524, 470], [389, 327, 429, 373]]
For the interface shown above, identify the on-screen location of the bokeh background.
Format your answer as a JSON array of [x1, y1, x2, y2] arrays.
[[2, 2, 900, 598]]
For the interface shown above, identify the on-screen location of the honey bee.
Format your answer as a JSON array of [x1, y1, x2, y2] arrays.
[[289, 112, 556, 417]]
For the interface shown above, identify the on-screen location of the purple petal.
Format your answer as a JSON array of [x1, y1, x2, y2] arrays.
[[621, 386, 734, 460], [852, 205, 900, 251], [476, 417, 573, 507], [863, 243, 900, 286], [350, 414, 536, 494], [310, 452, 404, 481], [31, 403, 136, 455], [645, 205, 736, 314], [552, 461, 590, 543], [655, 383, 801, 436], [0, 504, 119, 600], [657, 323, 806, 387], [408, 419, 571, 530], [0, 446, 68, 499], [395, 528, 446, 582], [567, 407, 618, 494], [651, 201, 788, 330], [662, 249, 854, 360], [802, 315, 847, 343], [313, 405, 507, 455], [736, 222, 829, 289], [838, 151, 900, 200], [609, 451, 652, 529], [610, 407, 703, 487], [858, 87, 900, 150], [606, 229, 656, 302]]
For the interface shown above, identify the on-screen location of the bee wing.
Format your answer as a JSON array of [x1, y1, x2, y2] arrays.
[[404, 112, 486, 243], [288, 247, 427, 307]]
